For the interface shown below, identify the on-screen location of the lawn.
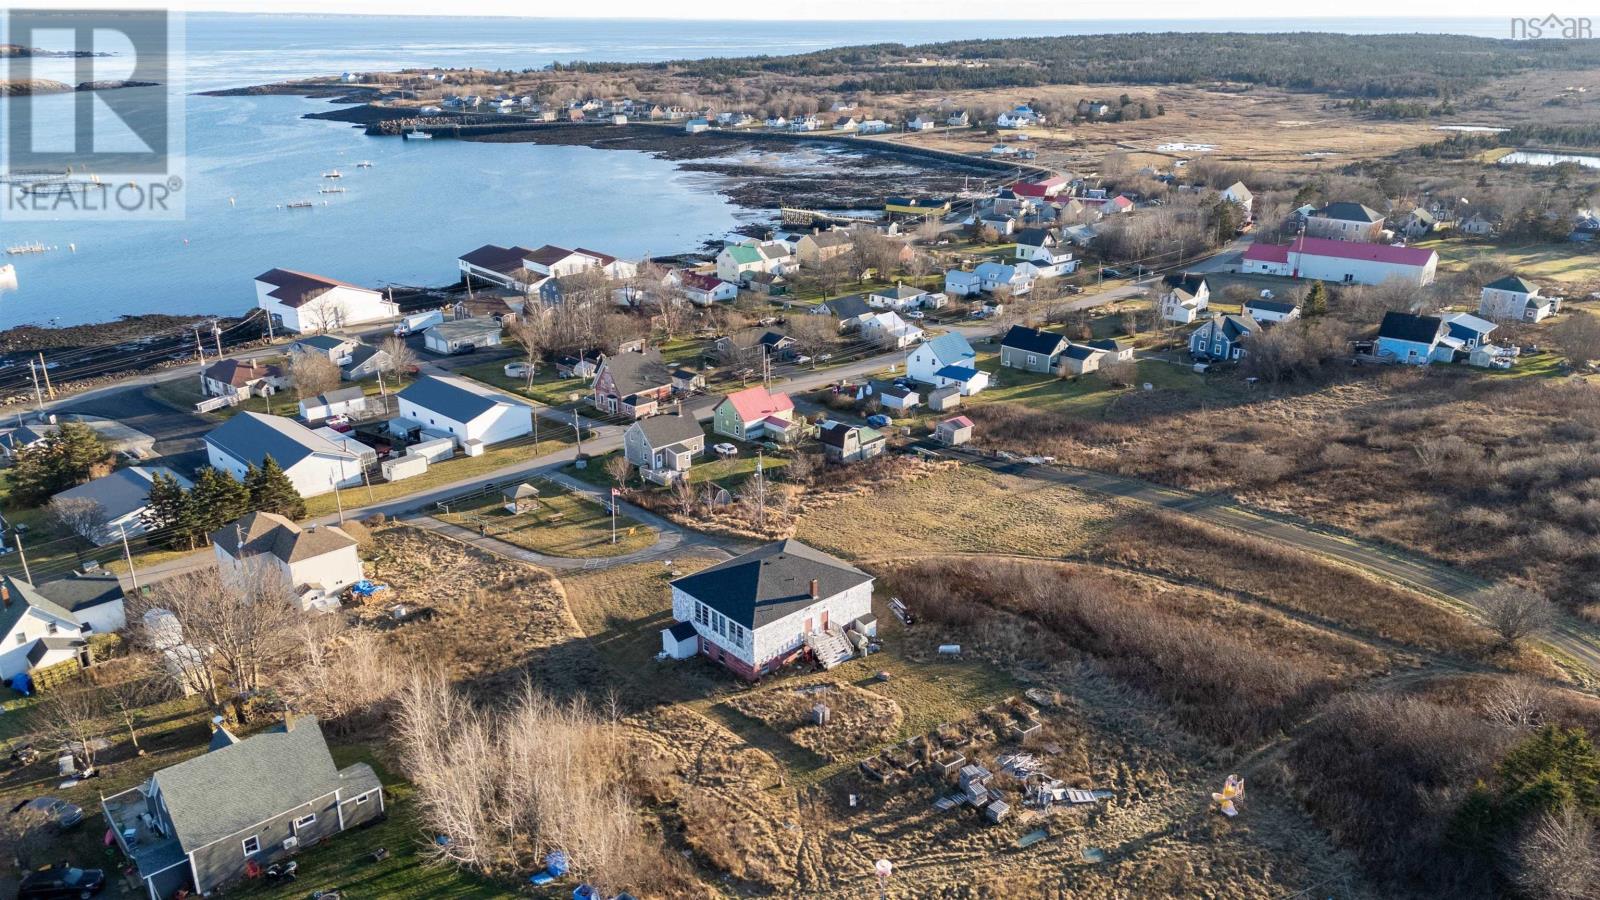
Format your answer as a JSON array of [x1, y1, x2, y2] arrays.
[[955, 352, 1221, 418], [237, 748, 508, 900], [147, 373, 403, 422], [1417, 236, 1600, 288], [435, 484, 656, 558], [451, 360, 588, 409], [564, 449, 788, 494], [300, 431, 579, 518]]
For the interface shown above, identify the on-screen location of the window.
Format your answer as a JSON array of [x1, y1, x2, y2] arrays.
[[14, 633, 24, 646], [242, 835, 261, 856], [294, 813, 316, 829], [46, 622, 58, 635], [1026, 354, 1037, 367], [356, 792, 371, 805]]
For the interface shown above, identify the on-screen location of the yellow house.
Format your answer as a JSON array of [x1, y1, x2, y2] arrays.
[[885, 196, 951, 217]]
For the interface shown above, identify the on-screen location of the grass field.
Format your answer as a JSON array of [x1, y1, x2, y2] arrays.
[[300, 431, 578, 518], [1417, 236, 1600, 288], [564, 448, 789, 492], [436, 483, 656, 558], [452, 360, 588, 409]]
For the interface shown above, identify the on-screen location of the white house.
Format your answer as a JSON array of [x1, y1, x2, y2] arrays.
[[254, 269, 398, 334], [423, 318, 503, 355], [36, 571, 126, 636], [201, 359, 285, 402], [1479, 274, 1559, 322], [1012, 228, 1079, 278], [906, 333, 988, 395], [1242, 297, 1301, 324], [974, 261, 1036, 295], [666, 540, 875, 680], [204, 412, 365, 498], [1159, 273, 1210, 324], [0, 575, 88, 680], [945, 269, 982, 297], [211, 512, 364, 611], [1241, 236, 1437, 287], [996, 105, 1041, 128], [1220, 181, 1254, 217], [867, 282, 929, 311], [298, 386, 369, 422], [862, 311, 923, 349], [396, 375, 532, 450], [673, 270, 739, 305], [51, 466, 192, 546], [457, 244, 544, 293]]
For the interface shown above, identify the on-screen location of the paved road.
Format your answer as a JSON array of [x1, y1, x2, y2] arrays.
[[928, 446, 1600, 683]]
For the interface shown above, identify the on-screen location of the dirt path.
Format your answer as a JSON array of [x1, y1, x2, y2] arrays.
[[926, 446, 1600, 685]]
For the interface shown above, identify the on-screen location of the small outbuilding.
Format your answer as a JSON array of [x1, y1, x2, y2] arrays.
[[928, 385, 962, 412], [660, 620, 700, 660], [502, 482, 540, 514], [936, 415, 974, 447]]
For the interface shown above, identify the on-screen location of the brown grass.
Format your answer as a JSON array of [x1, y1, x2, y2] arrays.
[[724, 681, 904, 761]]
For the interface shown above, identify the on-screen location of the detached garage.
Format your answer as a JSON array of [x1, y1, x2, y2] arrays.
[[660, 621, 700, 660]]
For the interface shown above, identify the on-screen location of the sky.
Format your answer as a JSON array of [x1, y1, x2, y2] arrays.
[[2, 2, 1588, 22]]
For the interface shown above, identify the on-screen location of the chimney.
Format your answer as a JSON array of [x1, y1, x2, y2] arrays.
[[282, 702, 296, 732], [1, 584, 9, 607], [809, 578, 819, 600]]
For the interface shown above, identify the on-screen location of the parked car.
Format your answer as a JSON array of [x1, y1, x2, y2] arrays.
[[712, 443, 738, 457], [14, 797, 84, 831], [795, 355, 812, 365], [19, 863, 105, 899], [325, 414, 352, 432], [816, 353, 834, 362], [866, 414, 892, 428], [905, 310, 925, 320]]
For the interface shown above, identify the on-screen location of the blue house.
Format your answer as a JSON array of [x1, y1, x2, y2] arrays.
[[1376, 311, 1457, 365], [1188, 314, 1261, 361], [1442, 312, 1497, 350], [906, 333, 988, 395]]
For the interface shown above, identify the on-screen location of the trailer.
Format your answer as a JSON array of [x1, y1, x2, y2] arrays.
[[395, 309, 444, 336], [381, 454, 429, 482]]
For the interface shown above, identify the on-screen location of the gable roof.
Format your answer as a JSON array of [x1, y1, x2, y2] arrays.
[[54, 466, 191, 521], [0, 574, 81, 640], [822, 295, 872, 320], [1315, 201, 1383, 223], [1245, 236, 1435, 268], [678, 271, 727, 292], [1000, 325, 1067, 355], [398, 374, 513, 424], [203, 359, 282, 388], [205, 412, 358, 470], [720, 386, 795, 423], [871, 283, 927, 301], [722, 244, 764, 265], [1013, 227, 1056, 248], [342, 345, 386, 371], [1222, 181, 1252, 200], [153, 717, 348, 850], [459, 244, 539, 274], [1378, 311, 1445, 345], [525, 244, 581, 267], [35, 571, 124, 615], [1162, 272, 1208, 299], [292, 334, 353, 352], [210, 511, 357, 564], [255, 269, 371, 307], [599, 349, 675, 398], [923, 332, 976, 366], [1443, 311, 1498, 335], [1086, 338, 1131, 352], [1484, 274, 1539, 294], [1062, 344, 1104, 361], [805, 229, 853, 249], [672, 539, 872, 631], [1243, 298, 1298, 315], [634, 413, 704, 448]]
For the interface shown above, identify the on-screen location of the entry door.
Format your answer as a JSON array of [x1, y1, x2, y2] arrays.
[[820, 610, 829, 630], [803, 617, 813, 634]]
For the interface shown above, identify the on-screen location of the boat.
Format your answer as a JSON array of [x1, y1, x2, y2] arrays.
[[355, 160, 374, 168], [285, 201, 314, 209], [5, 243, 52, 255], [404, 130, 433, 140], [319, 187, 346, 194], [322, 169, 342, 178]]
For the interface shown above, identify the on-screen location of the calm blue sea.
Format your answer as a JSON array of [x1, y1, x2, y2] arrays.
[[0, 15, 1510, 328]]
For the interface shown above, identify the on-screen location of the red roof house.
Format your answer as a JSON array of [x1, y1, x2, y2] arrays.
[[714, 386, 799, 442]]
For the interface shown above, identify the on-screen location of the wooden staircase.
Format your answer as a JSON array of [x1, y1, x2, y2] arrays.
[[804, 625, 855, 669]]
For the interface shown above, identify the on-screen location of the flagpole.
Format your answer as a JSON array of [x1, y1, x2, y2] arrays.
[[610, 488, 618, 544]]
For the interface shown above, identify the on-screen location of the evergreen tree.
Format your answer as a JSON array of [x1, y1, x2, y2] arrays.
[[142, 472, 195, 549], [188, 467, 250, 541], [250, 455, 305, 519], [51, 422, 108, 486], [1304, 281, 1329, 318]]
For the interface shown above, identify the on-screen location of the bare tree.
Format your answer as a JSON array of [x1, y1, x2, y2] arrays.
[[506, 313, 552, 384], [1481, 676, 1549, 731], [1514, 805, 1600, 900], [1480, 585, 1556, 647], [670, 476, 697, 517], [34, 685, 106, 773], [288, 351, 342, 400], [379, 335, 419, 384], [136, 562, 301, 719], [93, 654, 172, 756], [1554, 311, 1600, 369], [47, 497, 108, 543], [605, 454, 633, 489]]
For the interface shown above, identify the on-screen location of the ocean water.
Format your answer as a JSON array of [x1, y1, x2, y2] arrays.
[[0, 14, 1512, 328]]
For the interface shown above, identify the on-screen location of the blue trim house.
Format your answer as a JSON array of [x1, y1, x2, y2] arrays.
[[1376, 311, 1458, 365], [1442, 312, 1497, 350], [1188, 314, 1261, 361], [906, 333, 989, 395]]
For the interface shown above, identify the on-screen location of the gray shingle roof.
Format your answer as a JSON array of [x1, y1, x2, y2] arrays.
[[0, 575, 80, 649], [671, 539, 873, 630], [599, 350, 674, 398], [397, 375, 513, 424], [206, 413, 358, 470], [153, 716, 350, 850], [873, 283, 926, 301], [305, 386, 365, 407], [209, 512, 357, 564], [1484, 274, 1539, 294], [634, 413, 703, 449], [1000, 325, 1067, 356], [1316, 201, 1383, 224], [822, 295, 872, 320], [35, 572, 124, 615], [53, 466, 190, 522]]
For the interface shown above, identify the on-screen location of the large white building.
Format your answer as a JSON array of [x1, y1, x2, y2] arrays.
[[1241, 236, 1437, 287], [254, 269, 398, 334], [204, 412, 366, 498], [395, 375, 533, 450], [665, 540, 875, 680]]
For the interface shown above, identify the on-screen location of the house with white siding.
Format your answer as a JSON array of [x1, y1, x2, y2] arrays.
[[1479, 274, 1559, 322], [1241, 236, 1437, 287], [204, 413, 365, 498], [254, 270, 397, 334], [665, 540, 876, 680], [211, 512, 364, 611], [1159, 273, 1210, 324], [0, 575, 89, 680], [51, 466, 192, 546], [906, 333, 988, 395], [395, 375, 532, 450]]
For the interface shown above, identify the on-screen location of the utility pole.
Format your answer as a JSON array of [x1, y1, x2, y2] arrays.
[[331, 475, 345, 523], [36, 353, 53, 398], [27, 360, 43, 412], [754, 451, 766, 529], [262, 308, 274, 341], [15, 532, 31, 584], [609, 487, 618, 544], [360, 463, 375, 503], [212, 320, 224, 358], [119, 523, 139, 591], [572, 410, 583, 455], [194, 326, 207, 390]]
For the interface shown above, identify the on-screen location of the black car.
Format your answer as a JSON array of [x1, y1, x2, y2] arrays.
[[18, 864, 105, 899]]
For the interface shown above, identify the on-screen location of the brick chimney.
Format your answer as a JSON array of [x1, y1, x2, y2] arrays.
[[809, 578, 819, 600], [1, 583, 9, 608]]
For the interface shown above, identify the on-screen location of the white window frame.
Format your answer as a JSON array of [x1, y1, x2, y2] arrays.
[[242, 835, 261, 856], [356, 793, 371, 805], [294, 813, 316, 830]]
